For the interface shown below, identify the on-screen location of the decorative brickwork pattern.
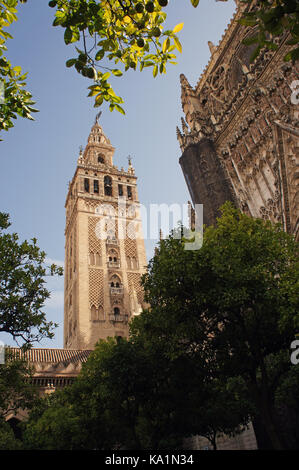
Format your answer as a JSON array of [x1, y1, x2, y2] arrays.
[[125, 236, 138, 259], [177, 4, 299, 240], [88, 216, 102, 255], [89, 268, 104, 308]]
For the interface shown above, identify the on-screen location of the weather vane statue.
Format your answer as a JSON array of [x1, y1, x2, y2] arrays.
[[95, 111, 102, 124]]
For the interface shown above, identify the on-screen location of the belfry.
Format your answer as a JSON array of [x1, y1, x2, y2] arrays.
[[63, 117, 147, 350]]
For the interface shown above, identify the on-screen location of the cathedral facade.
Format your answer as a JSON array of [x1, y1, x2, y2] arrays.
[[177, 0, 298, 450], [177, 2, 298, 239]]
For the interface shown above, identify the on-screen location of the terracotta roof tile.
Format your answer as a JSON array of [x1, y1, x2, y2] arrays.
[[8, 348, 92, 364]]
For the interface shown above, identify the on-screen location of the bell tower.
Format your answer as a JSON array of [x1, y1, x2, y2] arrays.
[[64, 117, 147, 350]]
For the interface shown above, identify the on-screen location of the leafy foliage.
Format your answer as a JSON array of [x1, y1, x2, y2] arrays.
[[23, 338, 143, 450], [238, 0, 299, 63], [0, 212, 63, 346], [0, 349, 37, 421], [50, 0, 183, 114], [0, 0, 37, 138], [131, 202, 299, 449], [1, 0, 298, 136], [23, 394, 86, 450], [23, 336, 250, 450], [21, 204, 299, 450], [0, 418, 23, 449]]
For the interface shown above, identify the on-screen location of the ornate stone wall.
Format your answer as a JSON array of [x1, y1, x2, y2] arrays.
[[179, 139, 236, 226], [177, 3, 299, 239], [177, 1, 298, 451]]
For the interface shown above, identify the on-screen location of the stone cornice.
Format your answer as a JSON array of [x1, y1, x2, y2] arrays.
[[77, 162, 137, 179]]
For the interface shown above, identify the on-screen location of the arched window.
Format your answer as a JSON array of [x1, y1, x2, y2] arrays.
[[114, 307, 120, 316], [104, 175, 113, 196], [108, 249, 119, 267], [98, 154, 104, 164], [110, 274, 122, 291], [98, 306, 104, 321], [91, 305, 98, 321]]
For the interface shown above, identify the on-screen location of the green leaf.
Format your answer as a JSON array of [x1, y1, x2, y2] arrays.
[[71, 30, 80, 43], [173, 23, 184, 34], [53, 10, 66, 26], [190, 0, 200, 6], [94, 94, 104, 107], [238, 17, 258, 27], [174, 37, 182, 53], [95, 49, 105, 61], [13, 65, 21, 76], [101, 72, 111, 81], [111, 69, 123, 77], [66, 58, 76, 68], [162, 38, 170, 53], [115, 104, 125, 115], [159, 63, 166, 74], [285, 47, 299, 63], [64, 28, 73, 45], [242, 34, 259, 46], [64, 28, 79, 45], [88, 86, 102, 97]]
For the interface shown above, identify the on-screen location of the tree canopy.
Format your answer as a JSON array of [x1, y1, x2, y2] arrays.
[[0, 212, 63, 346], [130, 202, 299, 449], [240, 0, 299, 62], [21, 204, 299, 450], [22, 335, 251, 450], [0, 0, 298, 136]]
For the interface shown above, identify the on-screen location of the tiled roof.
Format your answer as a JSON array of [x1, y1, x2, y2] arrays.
[[8, 348, 92, 364]]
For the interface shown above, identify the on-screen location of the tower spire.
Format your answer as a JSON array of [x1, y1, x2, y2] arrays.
[[95, 111, 102, 125], [127, 155, 135, 175], [86, 116, 111, 150], [64, 123, 147, 350], [208, 41, 216, 54], [180, 73, 193, 91], [180, 73, 197, 114]]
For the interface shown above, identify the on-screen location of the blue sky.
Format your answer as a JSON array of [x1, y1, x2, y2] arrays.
[[0, 0, 236, 349]]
